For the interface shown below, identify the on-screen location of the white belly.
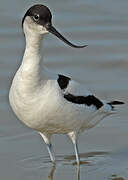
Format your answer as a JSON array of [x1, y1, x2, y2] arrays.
[[9, 73, 112, 135]]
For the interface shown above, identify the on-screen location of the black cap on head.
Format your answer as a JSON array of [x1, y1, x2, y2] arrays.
[[22, 4, 88, 48], [22, 4, 52, 27]]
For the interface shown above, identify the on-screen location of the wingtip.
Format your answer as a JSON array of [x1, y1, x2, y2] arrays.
[[108, 101, 125, 105]]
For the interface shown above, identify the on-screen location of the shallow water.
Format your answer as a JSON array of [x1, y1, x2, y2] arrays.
[[0, 0, 128, 179]]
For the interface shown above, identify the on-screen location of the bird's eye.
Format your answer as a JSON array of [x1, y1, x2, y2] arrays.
[[33, 14, 40, 21]]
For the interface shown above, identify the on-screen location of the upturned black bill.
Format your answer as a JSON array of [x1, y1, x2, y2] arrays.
[[47, 25, 88, 48]]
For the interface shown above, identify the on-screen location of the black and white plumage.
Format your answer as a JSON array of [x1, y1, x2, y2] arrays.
[[9, 4, 124, 165]]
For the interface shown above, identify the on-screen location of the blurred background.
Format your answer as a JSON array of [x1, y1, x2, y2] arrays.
[[0, 0, 128, 179]]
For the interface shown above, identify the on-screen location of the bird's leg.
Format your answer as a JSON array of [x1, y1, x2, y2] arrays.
[[68, 132, 80, 166], [40, 133, 55, 164], [47, 143, 55, 163], [74, 140, 80, 165]]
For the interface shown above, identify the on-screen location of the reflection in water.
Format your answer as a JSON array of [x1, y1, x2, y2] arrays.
[[47, 165, 56, 180], [65, 151, 108, 165], [111, 177, 125, 180], [19, 151, 109, 180], [77, 165, 80, 180], [46, 152, 109, 180], [46, 164, 81, 180]]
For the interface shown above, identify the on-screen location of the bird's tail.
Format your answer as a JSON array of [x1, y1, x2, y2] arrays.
[[108, 100, 124, 109]]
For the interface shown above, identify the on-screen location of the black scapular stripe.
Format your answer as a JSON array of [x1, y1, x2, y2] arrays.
[[64, 93, 103, 109], [57, 74, 71, 90]]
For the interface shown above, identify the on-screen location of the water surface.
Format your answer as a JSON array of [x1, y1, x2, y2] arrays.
[[0, 0, 128, 179]]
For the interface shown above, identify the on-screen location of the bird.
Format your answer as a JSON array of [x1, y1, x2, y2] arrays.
[[9, 4, 124, 165]]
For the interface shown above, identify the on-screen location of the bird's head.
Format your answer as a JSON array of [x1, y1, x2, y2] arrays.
[[22, 4, 88, 48]]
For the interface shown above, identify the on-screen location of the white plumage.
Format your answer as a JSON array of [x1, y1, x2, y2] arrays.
[[9, 4, 124, 165]]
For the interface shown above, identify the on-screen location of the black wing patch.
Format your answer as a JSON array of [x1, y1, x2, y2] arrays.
[[57, 74, 71, 90], [64, 93, 103, 109]]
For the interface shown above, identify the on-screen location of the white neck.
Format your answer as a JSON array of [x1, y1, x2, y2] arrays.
[[15, 18, 49, 92], [17, 25, 47, 93], [21, 31, 42, 75]]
